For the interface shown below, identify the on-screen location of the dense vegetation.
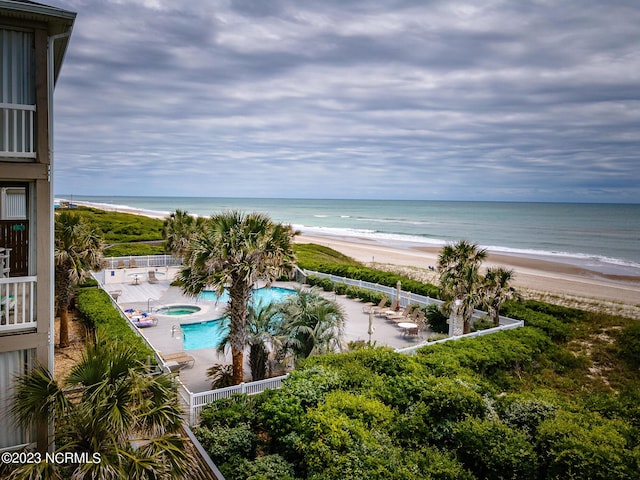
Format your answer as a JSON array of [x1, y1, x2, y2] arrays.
[[76, 288, 155, 363], [73, 207, 164, 243], [195, 300, 640, 479]]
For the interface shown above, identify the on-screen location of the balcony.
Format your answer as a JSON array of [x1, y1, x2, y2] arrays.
[[0, 103, 36, 160], [0, 276, 36, 333]]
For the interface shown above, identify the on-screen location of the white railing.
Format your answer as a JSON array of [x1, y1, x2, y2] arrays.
[[0, 103, 36, 159], [179, 375, 290, 426], [395, 320, 525, 355], [304, 269, 524, 353], [105, 254, 182, 269], [0, 276, 36, 332]]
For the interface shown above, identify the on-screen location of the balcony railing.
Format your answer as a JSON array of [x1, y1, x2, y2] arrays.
[[0, 103, 36, 159], [0, 276, 36, 332]]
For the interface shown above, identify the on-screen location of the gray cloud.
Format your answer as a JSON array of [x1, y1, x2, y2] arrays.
[[49, 0, 640, 202]]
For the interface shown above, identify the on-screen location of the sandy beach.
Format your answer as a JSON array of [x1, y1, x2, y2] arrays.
[[296, 233, 640, 318], [70, 200, 640, 318]]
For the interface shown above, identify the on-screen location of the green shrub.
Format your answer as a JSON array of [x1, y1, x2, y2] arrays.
[[617, 323, 640, 368], [76, 289, 154, 362], [424, 303, 449, 334], [194, 423, 257, 465], [222, 454, 296, 480], [471, 316, 494, 332], [501, 301, 572, 342], [453, 417, 538, 480], [104, 243, 165, 257], [536, 411, 634, 479], [199, 394, 258, 429], [500, 396, 558, 439]]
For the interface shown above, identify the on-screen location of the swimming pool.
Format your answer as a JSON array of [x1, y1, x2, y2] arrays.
[[181, 318, 230, 350], [199, 286, 295, 305], [183, 287, 295, 350]]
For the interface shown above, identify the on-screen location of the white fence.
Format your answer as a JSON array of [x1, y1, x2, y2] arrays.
[[105, 254, 182, 269], [178, 375, 289, 426], [304, 269, 524, 354]]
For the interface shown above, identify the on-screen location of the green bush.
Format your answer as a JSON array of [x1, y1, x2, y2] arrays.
[[195, 423, 257, 465], [617, 323, 640, 368], [536, 411, 634, 479], [222, 454, 296, 480], [453, 417, 538, 480], [501, 301, 572, 342], [306, 264, 440, 298], [199, 394, 258, 429], [500, 396, 558, 439], [104, 243, 165, 257], [424, 303, 449, 334], [76, 289, 154, 362]]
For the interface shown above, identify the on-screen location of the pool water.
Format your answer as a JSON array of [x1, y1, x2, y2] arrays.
[[199, 286, 295, 304], [156, 305, 202, 315], [181, 318, 230, 350], [183, 287, 295, 350]]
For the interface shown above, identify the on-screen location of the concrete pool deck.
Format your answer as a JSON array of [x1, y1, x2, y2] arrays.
[[96, 267, 430, 393]]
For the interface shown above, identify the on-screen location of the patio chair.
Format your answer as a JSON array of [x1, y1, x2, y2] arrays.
[[148, 270, 159, 284], [362, 297, 388, 314], [161, 352, 195, 371], [385, 304, 416, 322], [375, 299, 399, 317]]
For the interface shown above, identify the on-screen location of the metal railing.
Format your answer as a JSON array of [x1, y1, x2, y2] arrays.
[[0, 276, 36, 332], [0, 103, 36, 159], [178, 375, 290, 426]]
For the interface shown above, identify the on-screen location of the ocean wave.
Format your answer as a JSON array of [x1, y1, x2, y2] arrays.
[[297, 224, 640, 272]]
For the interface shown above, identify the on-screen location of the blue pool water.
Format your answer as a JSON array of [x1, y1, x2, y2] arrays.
[[199, 286, 295, 304], [183, 287, 295, 350], [181, 318, 230, 350]]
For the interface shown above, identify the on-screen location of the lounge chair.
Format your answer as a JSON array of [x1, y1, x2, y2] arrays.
[[385, 304, 415, 322], [375, 299, 399, 317], [161, 352, 195, 371], [362, 297, 388, 314], [148, 270, 159, 284]]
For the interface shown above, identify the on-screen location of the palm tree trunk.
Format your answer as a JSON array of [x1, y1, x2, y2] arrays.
[[231, 349, 244, 385], [59, 306, 70, 348]]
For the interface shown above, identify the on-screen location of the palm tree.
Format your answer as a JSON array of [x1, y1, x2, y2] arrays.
[[246, 301, 283, 380], [278, 289, 345, 362], [216, 300, 283, 381], [54, 211, 105, 347], [437, 240, 487, 334], [163, 209, 204, 259], [9, 339, 189, 479], [481, 267, 520, 326], [177, 211, 297, 384]]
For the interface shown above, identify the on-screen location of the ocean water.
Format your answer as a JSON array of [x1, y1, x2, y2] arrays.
[[61, 195, 640, 277]]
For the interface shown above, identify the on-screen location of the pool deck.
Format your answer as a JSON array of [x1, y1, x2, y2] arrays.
[[98, 268, 430, 393]]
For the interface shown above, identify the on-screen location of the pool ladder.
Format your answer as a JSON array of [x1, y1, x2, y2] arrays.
[[171, 324, 183, 339]]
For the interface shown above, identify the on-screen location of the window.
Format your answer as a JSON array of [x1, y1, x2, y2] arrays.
[[0, 349, 35, 449], [0, 29, 36, 158]]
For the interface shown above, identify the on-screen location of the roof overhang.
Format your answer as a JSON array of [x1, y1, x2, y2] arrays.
[[0, 0, 76, 84]]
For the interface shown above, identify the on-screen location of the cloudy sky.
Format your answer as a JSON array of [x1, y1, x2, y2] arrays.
[[49, 0, 639, 202]]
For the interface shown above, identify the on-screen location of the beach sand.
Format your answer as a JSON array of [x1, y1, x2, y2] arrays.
[[69, 201, 640, 318], [296, 233, 640, 318]]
